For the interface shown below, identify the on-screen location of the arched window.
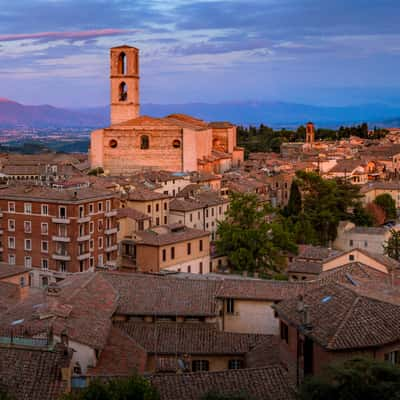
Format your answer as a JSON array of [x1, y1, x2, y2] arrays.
[[172, 139, 181, 148], [140, 135, 149, 150], [118, 52, 127, 74], [119, 82, 128, 101]]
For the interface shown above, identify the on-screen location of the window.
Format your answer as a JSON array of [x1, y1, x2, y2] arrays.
[[190, 213, 193, 222], [24, 203, 32, 214], [211, 208, 214, 217], [8, 237, 15, 249], [41, 204, 48, 216], [162, 249, 166, 262], [364, 241, 368, 248], [79, 224, 85, 237], [156, 217, 160, 225], [98, 219, 103, 232], [106, 200, 111, 212], [119, 81, 128, 101], [60, 261, 67, 272], [192, 360, 209, 372], [8, 219, 15, 232], [79, 205, 84, 218], [8, 254, 15, 265], [8, 202, 15, 213], [171, 247, 175, 260], [20, 276, 26, 288], [138, 221, 144, 231], [164, 216, 167, 224], [140, 135, 149, 150], [280, 321, 289, 344], [118, 52, 127, 74], [109, 139, 118, 149], [98, 254, 103, 267], [89, 221, 94, 234], [187, 242, 191, 255], [41, 259, 49, 270], [187, 265, 191, 273], [98, 202, 103, 212], [172, 139, 181, 148], [42, 276, 49, 288], [24, 256, 32, 268], [24, 239, 32, 251], [41, 240, 48, 253], [228, 359, 243, 370], [41, 223, 48, 235], [59, 206, 67, 219], [90, 257, 94, 268], [199, 262, 203, 274], [164, 202, 167, 211], [98, 237, 103, 249], [349, 254, 355, 261], [24, 221, 31, 233], [349, 239, 353, 247], [219, 206, 222, 215], [226, 298, 234, 314], [89, 203, 94, 214], [199, 239, 203, 252], [156, 203, 159, 212], [89, 239, 94, 250], [385, 351, 399, 365], [198, 211, 201, 219], [147, 205, 151, 213]]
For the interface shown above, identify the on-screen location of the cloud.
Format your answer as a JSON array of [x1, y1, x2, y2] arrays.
[[0, 29, 140, 43]]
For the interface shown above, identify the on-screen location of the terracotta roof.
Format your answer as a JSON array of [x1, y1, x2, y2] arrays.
[[208, 121, 235, 129], [0, 264, 31, 280], [275, 281, 400, 350], [169, 198, 204, 212], [151, 366, 295, 400], [117, 207, 151, 221], [102, 272, 219, 317], [87, 326, 147, 377], [0, 184, 116, 202], [134, 224, 209, 246], [0, 343, 72, 400], [127, 188, 169, 201], [287, 260, 322, 275], [117, 321, 271, 355], [297, 245, 340, 261]]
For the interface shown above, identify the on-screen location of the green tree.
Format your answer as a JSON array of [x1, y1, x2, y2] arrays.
[[351, 202, 374, 227], [374, 193, 397, 221], [202, 392, 254, 400], [283, 181, 302, 217], [383, 229, 400, 261], [0, 388, 14, 400], [60, 376, 159, 400], [298, 358, 400, 400], [216, 192, 297, 274]]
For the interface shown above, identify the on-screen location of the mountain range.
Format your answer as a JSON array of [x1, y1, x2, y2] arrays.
[[1, 97, 400, 129]]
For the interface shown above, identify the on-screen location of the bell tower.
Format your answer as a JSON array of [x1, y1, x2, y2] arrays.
[[110, 45, 140, 125], [306, 121, 315, 145]]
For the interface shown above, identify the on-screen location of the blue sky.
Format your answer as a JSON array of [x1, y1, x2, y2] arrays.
[[0, 0, 400, 108]]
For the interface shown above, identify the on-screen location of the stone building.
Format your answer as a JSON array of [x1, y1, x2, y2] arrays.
[[90, 45, 244, 174]]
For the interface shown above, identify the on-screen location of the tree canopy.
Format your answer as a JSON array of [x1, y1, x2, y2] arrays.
[[60, 376, 159, 400], [374, 193, 397, 221], [216, 192, 297, 275], [298, 358, 400, 400], [383, 229, 400, 261]]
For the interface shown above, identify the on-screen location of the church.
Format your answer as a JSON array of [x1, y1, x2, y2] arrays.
[[90, 46, 244, 175]]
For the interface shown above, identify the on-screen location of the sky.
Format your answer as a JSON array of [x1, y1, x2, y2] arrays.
[[0, 0, 400, 108]]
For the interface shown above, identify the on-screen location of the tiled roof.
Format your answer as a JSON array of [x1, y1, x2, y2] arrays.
[[117, 207, 151, 221], [0, 343, 72, 400], [0, 183, 116, 202], [150, 366, 295, 400], [127, 188, 169, 201], [134, 224, 209, 246], [0, 281, 20, 313], [102, 272, 220, 317], [287, 261, 322, 275], [170, 198, 204, 212], [275, 281, 400, 350], [87, 326, 147, 376], [117, 321, 271, 355], [297, 245, 340, 261], [0, 263, 31, 279]]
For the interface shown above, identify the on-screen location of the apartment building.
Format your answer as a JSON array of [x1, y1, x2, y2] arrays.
[[0, 183, 119, 287], [120, 223, 210, 273]]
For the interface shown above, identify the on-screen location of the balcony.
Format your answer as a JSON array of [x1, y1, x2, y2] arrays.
[[77, 216, 91, 223], [105, 227, 118, 235], [77, 235, 91, 242], [105, 244, 118, 252], [77, 252, 90, 261], [52, 253, 71, 261], [105, 210, 117, 217], [52, 217, 70, 224], [52, 235, 71, 242]]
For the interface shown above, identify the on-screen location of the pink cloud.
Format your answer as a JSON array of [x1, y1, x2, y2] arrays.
[[0, 29, 139, 42]]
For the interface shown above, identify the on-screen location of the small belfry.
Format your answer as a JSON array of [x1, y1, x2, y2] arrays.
[[306, 121, 315, 145], [110, 45, 140, 125]]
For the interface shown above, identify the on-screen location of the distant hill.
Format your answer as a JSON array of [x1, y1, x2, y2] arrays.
[[0, 98, 108, 128], [2, 98, 400, 128]]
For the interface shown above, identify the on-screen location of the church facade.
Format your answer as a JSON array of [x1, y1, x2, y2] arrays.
[[90, 46, 244, 175]]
